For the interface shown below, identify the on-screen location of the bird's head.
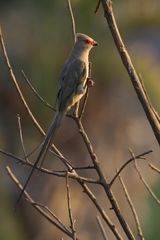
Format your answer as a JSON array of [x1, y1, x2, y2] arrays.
[[75, 33, 98, 51]]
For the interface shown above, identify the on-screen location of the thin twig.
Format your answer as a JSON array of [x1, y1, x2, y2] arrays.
[[135, 161, 160, 205], [21, 70, 55, 111], [100, 0, 160, 145], [73, 165, 94, 170], [34, 202, 69, 232], [17, 114, 29, 162], [129, 150, 160, 206], [148, 163, 160, 174], [139, 74, 160, 124], [118, 175, 145, 240], [0, 148, 98, 184], [78, 87, 89, 119], [21, 70, 73, 120], [66, 0, 76, 43], [79, 62, 92, 119], [6, 166, 73, 238], [66, 0, 81, 117], [66, 173, 76, 240], [95, 0, 101, 14], [109, 150, 153, 187], [96, 216, 109, 240]]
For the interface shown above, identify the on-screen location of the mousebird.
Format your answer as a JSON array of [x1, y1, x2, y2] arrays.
[[16, 33, 98, 205]]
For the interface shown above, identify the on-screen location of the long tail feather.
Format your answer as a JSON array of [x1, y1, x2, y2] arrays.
[[15, 111, 64, 207]]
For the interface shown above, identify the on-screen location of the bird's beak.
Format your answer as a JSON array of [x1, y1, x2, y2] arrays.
[[93, 41, 98, 46]]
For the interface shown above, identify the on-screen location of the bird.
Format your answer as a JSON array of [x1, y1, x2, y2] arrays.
[[16, 33, 98, 205]]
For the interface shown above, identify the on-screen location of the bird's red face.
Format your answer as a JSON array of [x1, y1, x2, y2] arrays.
[[84, 39, 98, 46]]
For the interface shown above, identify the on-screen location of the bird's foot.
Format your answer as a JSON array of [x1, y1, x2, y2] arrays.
[[87, 78, 95, 87]]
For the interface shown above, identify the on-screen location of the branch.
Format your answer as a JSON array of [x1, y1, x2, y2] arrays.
[[6, 166, 73, 238], [118, 175, 144, 240], [109, 150, 153, 187], [134, 160, 160, 206], [80, 182, 123, 240], [95, 0, 101, 14], [96, 216, 109, 240], [129, 150, 160, 206], [66, 0, 76, 43], [3, 148, 122, 239], [66, 173, 76, 240], [17, 114, 29, 162], [75, 119, 135, 240], [100, 0, 160, 145], [21, 70, 55, 111], [0, 148, 98, 184], [148, 162, 160, 174]]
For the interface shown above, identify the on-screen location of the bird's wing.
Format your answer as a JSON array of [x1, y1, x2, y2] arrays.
[[57, 59, 87, 111]]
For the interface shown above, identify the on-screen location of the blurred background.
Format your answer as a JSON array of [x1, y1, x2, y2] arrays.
[[0, 0, 160, 239]]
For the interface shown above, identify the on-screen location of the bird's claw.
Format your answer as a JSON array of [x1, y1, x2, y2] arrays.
[[87, 78, 95, 87]]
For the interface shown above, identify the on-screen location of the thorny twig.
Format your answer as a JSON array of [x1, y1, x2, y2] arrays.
[[118, 175, 144, 240]]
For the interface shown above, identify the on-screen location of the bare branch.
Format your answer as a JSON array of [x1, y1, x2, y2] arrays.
[[100, 0, 160, 145], [66, 0, 76, 43], [0, 148, 98, 184], [135, 160, 160, 206], [17, 114, 29, 162], [78, 62, 92, 120], [34, 202, 70, 233], [95, 0, 101, 14], [118, 175, 144, 240], [96, 216, 109, 240], [75, 119, 135, 240], [66, 0, 80, 119], [21, 70, 55, 111], [6, 166, 73, 238], [129, 150, 160, 206], [109, 150, 153, 187], [80, 182, 123, 240], [148, 163, 160, 174], [66, 173, 76, 240]]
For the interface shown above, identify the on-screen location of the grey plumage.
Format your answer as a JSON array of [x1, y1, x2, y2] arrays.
[[16, 33, 98, 205]]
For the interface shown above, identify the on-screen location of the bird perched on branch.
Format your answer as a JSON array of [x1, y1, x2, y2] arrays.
[[16, 33, 98, 205]]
